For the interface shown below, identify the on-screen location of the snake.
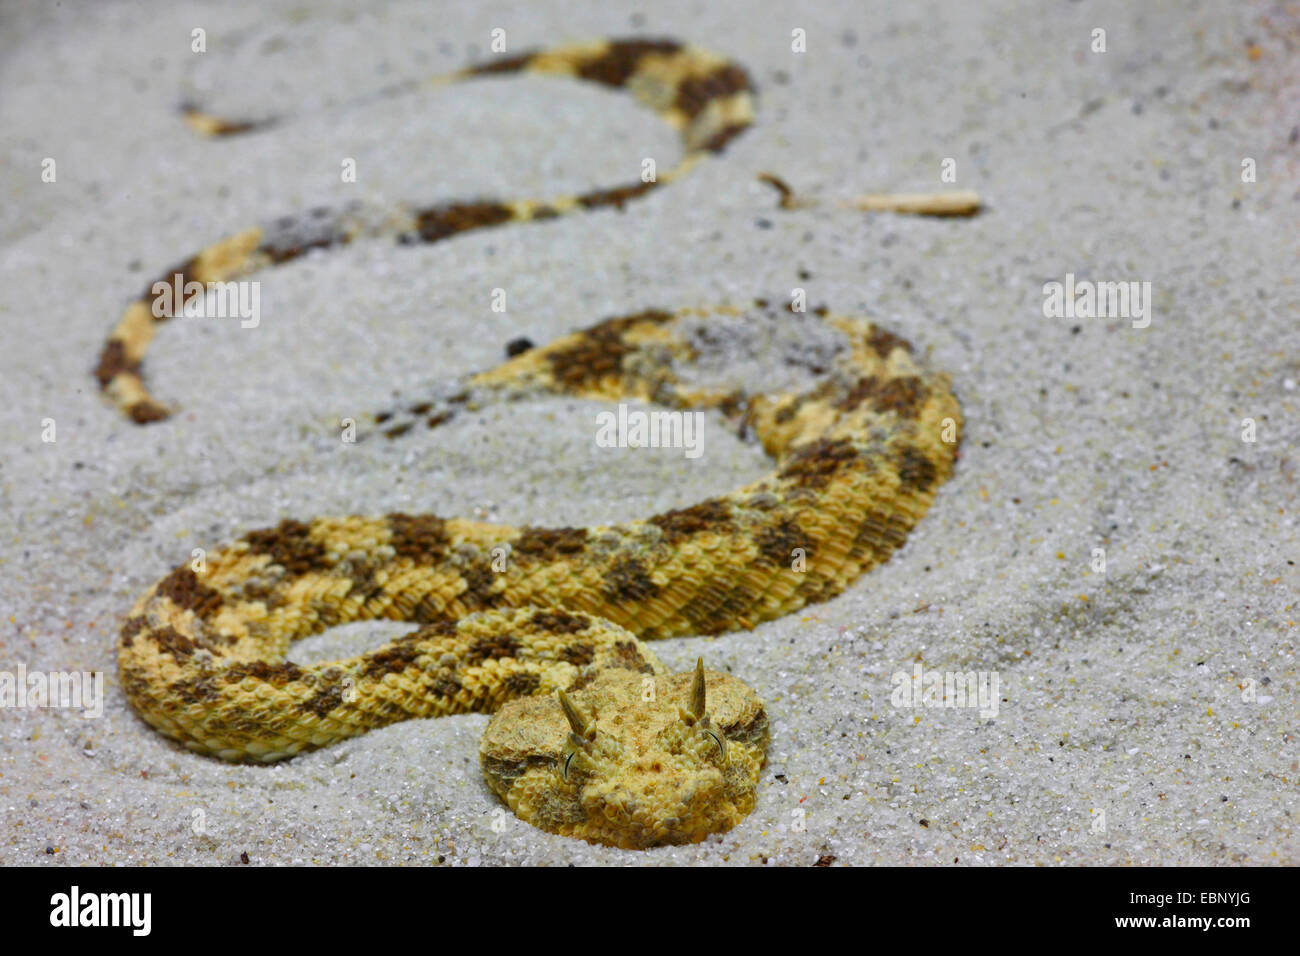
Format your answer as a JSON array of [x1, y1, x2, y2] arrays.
[[107, 37, 963, 850]]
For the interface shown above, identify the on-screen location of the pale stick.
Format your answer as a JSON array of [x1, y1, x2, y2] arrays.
[[758, 172, 982, 217], [847, 190, 981, 217]]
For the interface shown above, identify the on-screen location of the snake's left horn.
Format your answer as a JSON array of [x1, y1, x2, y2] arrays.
[[689, 657, 707, 721], [558, 690, 595, 741]]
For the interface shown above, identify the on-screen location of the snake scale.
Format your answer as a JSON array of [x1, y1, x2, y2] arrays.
[[107, 37, 962, 849]]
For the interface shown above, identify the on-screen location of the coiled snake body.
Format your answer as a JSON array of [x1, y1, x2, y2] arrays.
[[108, 38, 962, 849]]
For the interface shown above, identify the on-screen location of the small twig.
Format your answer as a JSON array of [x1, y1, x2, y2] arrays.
[[846, 190, 982, 217], [758, 172, 982, 217], [756, 172, 809, 209]]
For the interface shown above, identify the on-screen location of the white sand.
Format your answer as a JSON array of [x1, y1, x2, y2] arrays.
[[1, 0, 1296, 865]]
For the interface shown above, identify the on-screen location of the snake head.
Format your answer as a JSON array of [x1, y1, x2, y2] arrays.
[[481, 660, 770, 849]]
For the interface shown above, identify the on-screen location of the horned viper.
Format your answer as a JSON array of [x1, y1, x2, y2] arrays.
[[107, 38, 962, 849]]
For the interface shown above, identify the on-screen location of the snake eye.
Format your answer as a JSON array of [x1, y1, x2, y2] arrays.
[[560, 730, 589, 782], [702, 725, 727, 763]]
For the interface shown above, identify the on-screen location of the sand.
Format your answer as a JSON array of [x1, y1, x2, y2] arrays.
[[1, 0, 1296, 866]]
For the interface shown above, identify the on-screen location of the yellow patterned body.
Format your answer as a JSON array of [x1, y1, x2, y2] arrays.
[[109, 38, 963, 848]]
